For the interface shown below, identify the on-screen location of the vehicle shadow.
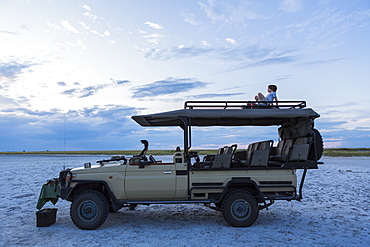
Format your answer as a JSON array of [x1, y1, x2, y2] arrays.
[[103, 204, 225, 229]]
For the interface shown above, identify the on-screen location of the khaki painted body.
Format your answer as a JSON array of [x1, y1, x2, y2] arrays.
[[69, 152, 297, 201]]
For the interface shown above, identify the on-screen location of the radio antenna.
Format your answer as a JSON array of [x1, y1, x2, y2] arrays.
[[63, 113, 67, 170]]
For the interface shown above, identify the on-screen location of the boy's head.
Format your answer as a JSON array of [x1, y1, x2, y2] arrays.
[[268, 85, 277, 92]]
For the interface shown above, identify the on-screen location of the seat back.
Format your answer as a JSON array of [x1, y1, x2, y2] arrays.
[[212, 153, 233, 168], [214, 146, 225, 155], [295, 137, 308, 145], [282, 139, 294, 156], [289, 144, 309, 161], [289, 138, 309, 161], [212, 144, 237, 168], [250, 149, 270, 166], [247, 140, 273, 167], [223, 147, 232, 155], [246, 143, 259, 160], [258, 140, 273, 150], [275, 140, 285, 155]]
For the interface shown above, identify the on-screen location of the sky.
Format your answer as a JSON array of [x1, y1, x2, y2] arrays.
[[1, 0, 370, 151]]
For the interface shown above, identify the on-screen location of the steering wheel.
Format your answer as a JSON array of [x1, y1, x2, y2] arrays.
[[149, 155, 156, 164], [189, 151, 200, 163]]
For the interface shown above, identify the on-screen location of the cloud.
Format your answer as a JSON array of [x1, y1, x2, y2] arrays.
[[180, 11, 200, 25], [199, 0, 228, 23], [279, 0, 303, 12], [132, 78, 208, 98], [145, 44, 286, 61], [144, 21, 163, 30], [45, 20, 60, 30], [67, 105, 137, 120], [62, 79, 129, 98], [82, 5, 98, 20], [115, 80, 130, 85], [273, 75, 294, 82], [0, 96, 23, 110], [0, 105, 141, 151], [283, 6, 370, 51], [0, 30, 18, 35], [61, 20, 80, 33], [202, 41, 211, 46], [0, 61, 36, 79], [225, 38, 236, 45], [145, 44, 297, 71], [191, 93, 244, 99], [143, 33, 164, 44], [302, 58, 346, 68], [79, 21, 90, 31], [77, 39, 87, 50], [57, 82, 67, 86], [317, 119, 370, 148], [82, 5, 91, 11], [229, 55, 297, 71], [10, 108, 56, 116], [145, 45, 211, 60], [1, 104, 368, 151], [62, 84, 107, 98], [198, 0, 266, 24]]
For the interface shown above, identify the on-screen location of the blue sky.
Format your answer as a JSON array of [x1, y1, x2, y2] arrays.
[[1, 0, 370, 151]]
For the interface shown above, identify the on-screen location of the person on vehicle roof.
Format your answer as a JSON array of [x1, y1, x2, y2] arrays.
[[255, 85, 278, 106]]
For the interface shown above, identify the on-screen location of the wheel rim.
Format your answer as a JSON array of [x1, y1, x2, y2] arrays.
[[78, 200, 99, 222], [230, 199, 251, 221]]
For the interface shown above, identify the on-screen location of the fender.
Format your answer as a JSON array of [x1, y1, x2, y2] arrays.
[[61, 180, 117, 202], [217, 177, 265, 203]]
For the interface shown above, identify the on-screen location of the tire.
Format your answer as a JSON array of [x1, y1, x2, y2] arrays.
[[308, 128, 324, 161], [221, 190, 259, 227], [70, 190, 109, 230]]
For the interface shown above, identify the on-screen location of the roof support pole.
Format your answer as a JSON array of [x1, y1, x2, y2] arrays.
[[179, 116, 192, 200], [179, 116, 192, 157]]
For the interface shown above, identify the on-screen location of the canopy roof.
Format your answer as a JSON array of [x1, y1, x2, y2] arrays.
[[132, 108, 320, 127]]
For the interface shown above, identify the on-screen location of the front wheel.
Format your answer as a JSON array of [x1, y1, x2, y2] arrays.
[[221, 190, 259, 227], [70, 190, 109, 230]]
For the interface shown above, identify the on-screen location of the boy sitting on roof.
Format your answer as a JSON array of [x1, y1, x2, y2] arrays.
[[255, 85, 278, 107]]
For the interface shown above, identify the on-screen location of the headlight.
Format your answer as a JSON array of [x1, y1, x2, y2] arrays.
[[65, 172, 72, 184], [59, 170, 74, 187]]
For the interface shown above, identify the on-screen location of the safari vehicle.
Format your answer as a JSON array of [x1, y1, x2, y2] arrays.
[[52, 100, 323, 230]]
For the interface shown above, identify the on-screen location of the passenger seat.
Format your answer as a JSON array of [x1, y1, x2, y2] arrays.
[[289, 137, 310, 161]]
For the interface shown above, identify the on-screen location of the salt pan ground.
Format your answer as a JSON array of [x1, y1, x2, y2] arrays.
[[0, 155, 369, 246]]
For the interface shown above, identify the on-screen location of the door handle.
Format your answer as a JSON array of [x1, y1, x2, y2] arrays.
[[163, 171, 172, 174]]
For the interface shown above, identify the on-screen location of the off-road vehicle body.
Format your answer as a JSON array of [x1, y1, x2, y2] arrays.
[[48, 101, 323, 229]]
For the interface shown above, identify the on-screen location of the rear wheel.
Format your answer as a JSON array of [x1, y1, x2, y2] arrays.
[[70, 190, 109, 230], [221, 190, 259, 227]]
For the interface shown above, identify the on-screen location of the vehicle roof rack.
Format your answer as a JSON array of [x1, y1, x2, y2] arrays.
[[184, 101, 306, 109]]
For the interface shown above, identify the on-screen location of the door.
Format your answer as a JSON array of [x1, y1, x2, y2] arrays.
[[125, 163, 176, 199]]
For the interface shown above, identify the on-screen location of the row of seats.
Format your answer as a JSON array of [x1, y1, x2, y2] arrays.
[[233, 140, 273, 167], [193, 137, 311, 169], [193, 144, 237, 168], [269, 137, 310, 166], [234, 138, 311, 167]]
